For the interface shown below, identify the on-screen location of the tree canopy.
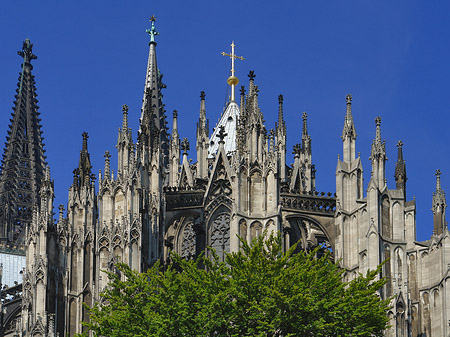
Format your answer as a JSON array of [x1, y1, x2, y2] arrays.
[[80, 234, 390, 337]]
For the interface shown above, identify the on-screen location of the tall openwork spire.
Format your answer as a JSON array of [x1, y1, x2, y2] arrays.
[[0, 39, 46, 246], [221, 41, 244, 102]]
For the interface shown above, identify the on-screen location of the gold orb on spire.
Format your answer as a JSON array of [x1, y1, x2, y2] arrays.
[[227, 75, 239, 86]]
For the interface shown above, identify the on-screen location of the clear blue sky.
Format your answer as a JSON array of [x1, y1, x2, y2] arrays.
[[1, 1, 449, 242]]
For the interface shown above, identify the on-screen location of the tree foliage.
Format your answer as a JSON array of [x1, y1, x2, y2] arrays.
[[80, 233, 390, 336]]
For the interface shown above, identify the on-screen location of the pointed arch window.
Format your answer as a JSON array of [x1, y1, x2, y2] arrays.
[[211, 212, 230, 262], [181, 222, 196, 260]]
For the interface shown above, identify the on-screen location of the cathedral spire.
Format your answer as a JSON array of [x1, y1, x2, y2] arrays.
[[394, 140, 407, 194], [0, 39, 46, 246], [432, 169, 447, 235]]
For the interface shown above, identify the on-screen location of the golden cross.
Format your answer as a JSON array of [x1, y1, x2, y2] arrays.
[[221, 41, 244, 101]]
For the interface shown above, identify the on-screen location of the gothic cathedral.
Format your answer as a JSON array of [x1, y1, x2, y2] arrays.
[[1, 19, 448, 337]]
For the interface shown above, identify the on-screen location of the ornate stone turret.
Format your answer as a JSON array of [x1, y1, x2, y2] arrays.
[[432, 169, 447, 236], [370, 116, 387, 190], [0, 39, 46, 247], [395, 140, 407, 196]]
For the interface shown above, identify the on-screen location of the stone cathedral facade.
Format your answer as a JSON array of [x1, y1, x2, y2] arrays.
[[1, 20, 450, 337]]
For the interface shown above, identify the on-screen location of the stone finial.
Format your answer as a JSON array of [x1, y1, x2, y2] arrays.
[[278, 94, 284, 127], [293, 144, 301, 156], [216, 125, 227, 144], [269, 129, 275, 151], [18, 38, 37, 64], [248, 70, 256, 81], [181, 138, 190, 155], [122, 104, 129, 130], [342, 93, 356, 140], [72, 168, 79, 186], [173, 109, 178, 119], [45, 166, 50, 182], [200, 91, 206, 100], [395, 140, 407, 192], [346, 94, 352, 104], [302, 112, 308, 135], [240, 86, 246, 96], [396, 140, 404, 163], [82, 132, 89, 152], [278, 94, 283, 105], [58, 205, 65, 223], [436, 169, 442, 191], [375, 116, 381, 127]]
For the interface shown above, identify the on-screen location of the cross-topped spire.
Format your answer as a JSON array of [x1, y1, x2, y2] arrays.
[[216, 125, 228, 144], [146, 15, 159, 44], [222, 41, 244, 102], [200, 91, 206, 100]]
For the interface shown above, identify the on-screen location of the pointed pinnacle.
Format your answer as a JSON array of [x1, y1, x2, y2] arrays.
[[122, 104, 129, 130], [375, 117, 382, 142], [82, 132, 89, 152], [278, 94, 284, 125], [397, 140, 404, 161], [436, 169, 442, 191], [302, 112, 308, 135]]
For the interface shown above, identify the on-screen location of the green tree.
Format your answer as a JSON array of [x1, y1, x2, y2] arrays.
[[80, 233, 390, 337]]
